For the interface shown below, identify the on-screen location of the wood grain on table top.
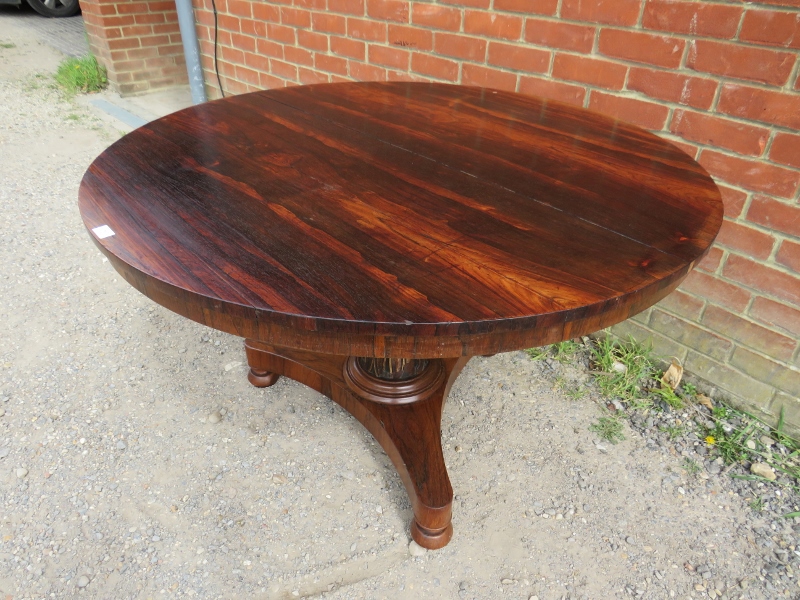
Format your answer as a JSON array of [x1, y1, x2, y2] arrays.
[[78, 82, 723, 357]]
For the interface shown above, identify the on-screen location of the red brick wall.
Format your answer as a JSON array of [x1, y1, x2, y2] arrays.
[[82, 0, 189, 95]]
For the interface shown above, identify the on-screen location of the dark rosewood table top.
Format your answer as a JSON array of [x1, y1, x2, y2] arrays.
[[78, 82, 723, 357]]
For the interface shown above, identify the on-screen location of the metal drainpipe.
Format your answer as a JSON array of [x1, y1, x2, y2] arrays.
[[175, 0, 208, 104]]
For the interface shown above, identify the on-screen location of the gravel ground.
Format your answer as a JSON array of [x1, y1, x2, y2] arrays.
[[1, 23, 799, 600]]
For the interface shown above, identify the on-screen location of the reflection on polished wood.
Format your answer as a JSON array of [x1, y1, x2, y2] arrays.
[[79, 82, 723, 548]]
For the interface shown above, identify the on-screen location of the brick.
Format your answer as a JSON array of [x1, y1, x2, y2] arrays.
[[718, 84, 800, 130], [610, 320, 689, 364], [347, 18, 387, 42], [725, 254, 800, 307], [599, 29, 684, 69], [461, 64, 517, 90], [717, 186, 747, 219], [670, 110, 769, 157], [681, 270, 750, 311], [267, 24, 297, 44], [553, 54, 627, 90], [731, 347, 800, 397], [643, 0, 742, 38], [243, 51, 270, 72], [328, 0, 364, 15], [627, 67, 717, 110], [561, 0, 641, 26], [656, 289, 705, 320], [219, 46, 245, 65], [234, 64, 260, 86], [298, 66, 330, 84], [716, 219, 776, 260], [518, 76, 586, 107], [703, 305, 797, 361], [270, 59, 298, 80], [698, 247, 723, 273], [698, 151, 799, 198], [104, 15, 136, 27], [687, 40, 796, 86], [368, 44, 410, 69], [298, 30, 329, 51], [280, 7, 311, 28], [439, 0, 489, 8], [284, 46, 314, 66], [493, 0, 557, 14], [464, 11, 523, 40], [259, 72, 288, 88], [295, 0, 326, 9], [523, 18, 595, 52], [312, 13, 347, 34], [115, 2, 149, 15], [411, 52, 459, 81], [651, 309, 732, 361], [769, 132, 800, 170], [126, 46, 159, 60], [388, 25, 433, 51], [135, 12, 166, 25], [383, 69, 414, 81], [350, 60, 387, 80], [331, 36, 366, 60], [777, 240, 800, 275], [411, 4, 461, 31], [241, 18, 268, 36], [750, 297, 800, 338], [367, 0, 409, 22], [487, 42, 549, 73], [226, 0, 252, 17], [315, 53, 349, 75], [588, 92, 670, 131], [747, 196, 800, 239], [230, 32, 257, 53], [434, 33, 488, 61], [739, 9, 800, 49], [257, 38, 284, 59], [331, 74, 353, 83]]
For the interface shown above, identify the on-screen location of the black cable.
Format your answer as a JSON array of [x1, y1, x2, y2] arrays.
[[210, 0, 225, 98]]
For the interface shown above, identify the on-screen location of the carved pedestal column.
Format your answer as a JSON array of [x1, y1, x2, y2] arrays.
[[244, 340, 468, 549]]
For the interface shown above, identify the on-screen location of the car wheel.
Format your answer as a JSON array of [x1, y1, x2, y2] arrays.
[[25, 0, 80, 17]]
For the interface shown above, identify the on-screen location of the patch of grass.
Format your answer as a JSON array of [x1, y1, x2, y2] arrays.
[[652, 385, 685, 409], [565, 386, 588, 401], [682, 382, 698, 398], [591, 335, 656, 403], [525, 339, 582, 363], [552, 340, 582, 363], [660, 424, 686, 440], [590, 415, 625, 444], [55, 55, 107, 95], [525, 346, 548, 361], [682, 457, 701, 475], [0, 42, 16, 49], [749, 497, 764, 512]]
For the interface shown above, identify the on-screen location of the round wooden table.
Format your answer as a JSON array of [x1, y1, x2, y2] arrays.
[[78, 82, 723, 549]]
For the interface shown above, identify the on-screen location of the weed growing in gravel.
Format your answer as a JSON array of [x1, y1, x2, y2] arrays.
[[0, 42, 16, 49], [590, 415, 625, 444], [660, 424, 686, 440], [56, 55, 107, 96], [590, 335, 656, 402], [749, 497, 764, 512], [682, 458, 701, 475]]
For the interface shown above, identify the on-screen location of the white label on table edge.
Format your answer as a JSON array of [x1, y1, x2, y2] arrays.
[[92, 225, 115, 239]]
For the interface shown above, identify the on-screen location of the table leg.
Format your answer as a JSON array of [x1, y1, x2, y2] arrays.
[[244, 340, 468, 549]]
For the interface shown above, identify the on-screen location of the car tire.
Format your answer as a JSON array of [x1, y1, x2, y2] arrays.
[[25, 0, 80, 18]]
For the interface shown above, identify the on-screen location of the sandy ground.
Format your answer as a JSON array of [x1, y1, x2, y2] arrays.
[[1, 17, 798, 600]]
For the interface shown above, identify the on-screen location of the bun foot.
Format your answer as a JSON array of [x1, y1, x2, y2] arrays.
[[247, 369, 280, 388], [411, 519, 453, 550]]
